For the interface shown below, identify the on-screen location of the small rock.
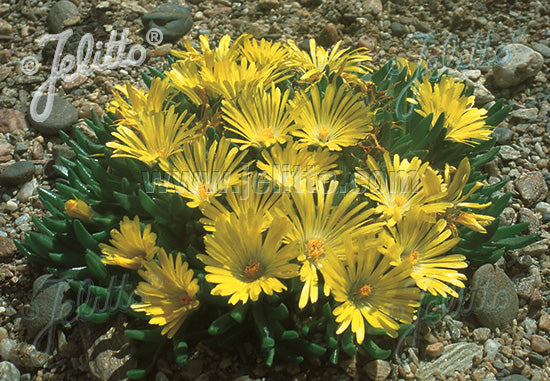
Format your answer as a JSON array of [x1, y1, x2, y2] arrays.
[[0, 109, 28, 134], [532, 43, 550, 58], [473, 83, 495, 106], [142, 4, 193, 43], [0, 361, 20, 381], [0, 339, 50, 368], [484, 339, 501, 360], [61, 73, 87, 91], [0, 327, 7, 341], [358, 36, 377, 51], [510, 107, 539, 121], [257, 0, 278, 11], [425, 342, 444, 359], [5, 200, 17, 212], [523, 317, 538, 337], [535, 202, 550, 215], [517, 272, 541, 300], [17, 179, 38, 203], [77, 102, 103, 120], [30, 141, 43, 161], [0, 66, 11, 82], [0, 237, 16, 258], [530, 335, 550, 354], [528, 352, 546, 367], [517, 208, 541, 235], [28, 95, 78, 135], [499, 145, 521, 160], [493, 127, 514, 145], [416, 342, 483, 379], [0, 49, 10, 64], [515, 172, 549, 206], [0, 161, 35, 187], [150, 44, 172, 57], [472, 327, 491, 343], [13, 143, 27, 156], [46, 0, 79, 33], [0, 19, 12, 36], [390, 22, 407, 37], [0, 142, 12, 157], [493, 44, 544, 88], [502, 375, 529, 381], [363, 360, 391, 381], [363, 0, 383, 15], [539, 313, 550, 332], [317, 23, 339, 47], [522, 243, 548, 258], [471, 264, 519, 329]]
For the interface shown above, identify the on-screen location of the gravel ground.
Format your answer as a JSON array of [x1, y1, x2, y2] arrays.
[[0, 0, 549, 380]]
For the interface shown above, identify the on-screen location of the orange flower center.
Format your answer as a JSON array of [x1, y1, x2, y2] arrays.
[[306, 239, 325, 259], [244, 260, 261, 279], [410, 250, 419, 264], [198, 183, 210, 199], [157, 149, 168, 159], [318, 126, 330, 141], [179, 293, 191, 305], [259, 128, 275, 141], [357, 285, 372, 298], [394, 194, 406, 207]]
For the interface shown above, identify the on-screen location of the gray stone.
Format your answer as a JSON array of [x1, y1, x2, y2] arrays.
[[390, 22, 406, 37], [493, 44, 544, 88], [502, 376, 529, 381], [532, 43, 550, 58], [363, 0, 383, 15], [363, 359, 391, 380], [0, 161, 35, 187], [473, 83, 495, 106], [28, 95, 78, 135], [13, 143, 27, 156], [523, 317, 538, 337], [535, 202, 550, 215], [0, 339, 49, 369], [515, 172, 549, 207], [472, 327, 491, 343], [484, 339, 500, 360], [16, 179, 38, 203], [471, 264, 519, 329], [528, 352, 546, 366], [499, 145, 521, 160], [516, 273, 541, 300], [517, 208, 541, 235], [22, 275, 72, 341], [493, 127, 514, 145], [509, 107, 539, 121], [46, 0, 80, 34], [142, 4, 192, 43], [416, 342, 482, 379], [0, 361, 20, 381]]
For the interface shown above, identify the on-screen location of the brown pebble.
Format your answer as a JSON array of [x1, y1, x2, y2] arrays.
[[151, 44, 172, 57], [0, 108, 28, 134], [539, 313, 550, 332], [78, 102, 103, 120], [62, 73, 88, 91], [0, 236, 17, 258], [425, 342, 444, 359], [530, 335, 550, 354], [359, 36, 377, 51], [0, 49, 10, 64]]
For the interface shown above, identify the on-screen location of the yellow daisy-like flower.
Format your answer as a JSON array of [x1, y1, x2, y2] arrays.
[[381, 208, 467, 298], [165, 60, 206, 106], [286, 39, 372, 83], [198, 210, 299, 305], [322, 237, 420, 343], [99, 216, 157, 270], [257, 141, 339, 192], [132, 249, 200, 339], [240, 37, 290, 71], [355, 153, 451, 225], [281, 180, 380, 308], [422, 157, 494, 234], [409, 75, 492, 146], [107, 106, 199, 166], [64, 199, 94, 222], [291, 83, 373, 151], [395, 57, 429, 79], [199, 184, 283, 233], [172, 34, 245, 69], [159, 137, 248, 208], [222, 85, 295, 149]]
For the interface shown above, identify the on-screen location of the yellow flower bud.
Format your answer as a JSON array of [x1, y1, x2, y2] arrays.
[[64, 199, 94, 222]]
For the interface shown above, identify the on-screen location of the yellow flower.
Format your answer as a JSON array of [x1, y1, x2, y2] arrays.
[[395, 57, 429, 79], [132, 249, 200, 339], [198, 209, 299, 305], [257, 141, 339, 192], [280, 181, 380, 308], [322, 236, 420, 343], [107, 106, 199, 165], [291, 83, 373, 151], [409, 75, 492, 146], [222, 85, 295, 149], [64, 199, 94, 222], [381, 208, 467, 298], [199, 184, 282, 233], [286, 39, 372, 83], [99, 216, 158, 270], [172, 34, 245, 69], [240, 37, 290, 71], [165, 60, 206, 105], [159, 137, 248, 208], [355, 153, 451, 225]]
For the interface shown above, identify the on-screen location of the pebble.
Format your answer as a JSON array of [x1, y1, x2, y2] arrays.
[[46, 0, 80, 34], [16, 179, 38, 203], [493, 127, 514, 145], [0, 109, 28, 134], [502, 376, 529, 381], [472, 327, 491, 343], [28, 95, 78, 135], [424, 342, 444, 358], [4, 200, 17, 212], [0, 361, 20, 381], [517, 208, 540, 235], [363, 360, 391, 381], [530, 335, 550, 354], [13, 142, 27, 156], [523, 317, 538, 337], [535, 202, 550, 215], [416, 342, 482, 379], [493, 44, 544, 88], [390, 22, 406, 37], [0, 339, 49, 368], [484, 339, 501, 359], [0, 161, 35, 187], [363, 0, 383, 15], [532, 43, 550, 58], [539, 313, 550, 332], [499, 145, 521, 160], [142, 4, 193, 43], [510, 107, 539, 121], [514, 172, 549, 206], [317, 23, 340, 47], [471, 264, 519, 329], [528, 352, 546, 367]]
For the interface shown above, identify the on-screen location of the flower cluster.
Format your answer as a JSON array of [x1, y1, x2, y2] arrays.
[[24, 33, 532, 373]]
